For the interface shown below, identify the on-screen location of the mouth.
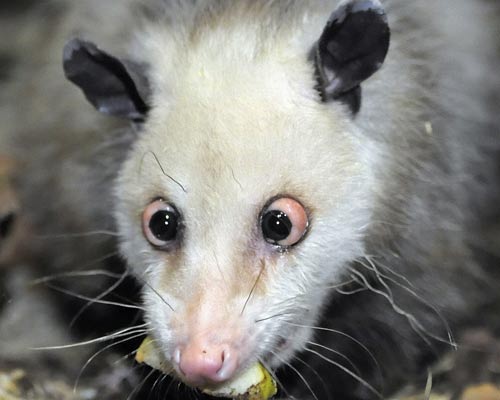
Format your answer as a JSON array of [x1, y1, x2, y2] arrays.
[[136, 336, 277, 399]]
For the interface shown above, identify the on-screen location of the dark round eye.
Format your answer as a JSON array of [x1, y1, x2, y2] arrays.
[[142, 199, 180, 248], [262, 210, 292, 242], [261, 197, 309, 247]]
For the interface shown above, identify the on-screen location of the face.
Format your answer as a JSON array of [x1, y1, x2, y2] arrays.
[[114, 60, 375, 387], [63, 0, 389, 389]]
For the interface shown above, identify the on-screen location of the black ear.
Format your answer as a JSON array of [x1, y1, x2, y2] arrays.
[[314, 0, 390, 112], [63, 38, 150, 121]]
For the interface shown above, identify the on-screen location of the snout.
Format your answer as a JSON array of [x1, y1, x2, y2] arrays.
[[173, 335, 239, 387]]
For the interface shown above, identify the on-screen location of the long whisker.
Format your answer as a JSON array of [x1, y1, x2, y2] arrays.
[[44, 282, 143, 310], [292, 354, 333, 400], [240, 261, 265, 316], [360, 257, 456, 349], [283, 321, 381, 376], [30, 251, 121, 289], [335, 286, 369, 295], [364, 254, 416, 289], [74, 331, 147, 392], [352, 267, 432, 348], [31, 268, 124, 285], [147, 372, 169, 400], [114, 346, 141, 366], [161, 375, 177, 400], [34, 230, 120, 239], [111, 291, 144, 309], [304, 346, 382, 399], [255, 311, 296, 323], [135, 273, 175, 312], [325, 278, 357, 289], [31, 323, 150, 350], [270, 350, 319, 400], [306, 341, 361, 378], [349, 267, 452, 348], [69, 270, 129, 327], [127, 368, 156, 400], [261, 294, 308, 312]]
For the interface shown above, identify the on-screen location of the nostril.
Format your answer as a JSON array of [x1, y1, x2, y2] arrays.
[[215, 348, 237, 381], [0, 212, 16, 239]]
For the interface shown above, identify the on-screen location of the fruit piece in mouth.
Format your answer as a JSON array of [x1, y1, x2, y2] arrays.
[[135, 336, 277, 400]]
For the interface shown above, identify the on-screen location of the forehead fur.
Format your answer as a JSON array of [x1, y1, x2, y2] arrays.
[[135, 65, 360, 210], [121, 1, 369, 234], [134, 0, 333, 96]]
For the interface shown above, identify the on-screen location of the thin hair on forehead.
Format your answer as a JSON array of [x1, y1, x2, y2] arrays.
[[140, 150, 187, 193]]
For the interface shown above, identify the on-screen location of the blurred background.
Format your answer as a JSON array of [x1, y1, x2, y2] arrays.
[[0, 2, 149, 399]]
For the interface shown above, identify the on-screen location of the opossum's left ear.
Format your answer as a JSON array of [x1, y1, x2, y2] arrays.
[[63, 38, 150, 122], [314, 0, 390, 112]]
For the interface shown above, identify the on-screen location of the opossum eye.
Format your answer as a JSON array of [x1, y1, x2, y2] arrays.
[[261, 198, 308, 247], [142, 200, 179, 247]]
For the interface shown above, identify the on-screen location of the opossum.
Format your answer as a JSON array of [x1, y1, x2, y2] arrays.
[[5, 0, 500, 399]]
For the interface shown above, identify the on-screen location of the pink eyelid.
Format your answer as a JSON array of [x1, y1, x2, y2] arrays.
[[142, 199, 173, 246], [267, 197, 309, 246]]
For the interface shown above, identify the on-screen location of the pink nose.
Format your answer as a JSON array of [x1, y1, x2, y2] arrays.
[[175, 340, 238, 386]]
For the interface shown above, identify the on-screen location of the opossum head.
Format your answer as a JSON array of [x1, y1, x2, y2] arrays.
[[64, 0, 389, 388]]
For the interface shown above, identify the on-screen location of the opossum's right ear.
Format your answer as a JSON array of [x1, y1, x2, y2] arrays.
[[63, 38, 150, 122], [314, 0, 390, 113]]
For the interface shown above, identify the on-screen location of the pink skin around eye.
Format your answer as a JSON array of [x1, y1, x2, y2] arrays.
[[267, 197, 309, 246], [142, 199, 171, 247]]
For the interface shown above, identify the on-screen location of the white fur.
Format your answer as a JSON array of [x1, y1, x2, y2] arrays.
[[115, 0, 383, 373]]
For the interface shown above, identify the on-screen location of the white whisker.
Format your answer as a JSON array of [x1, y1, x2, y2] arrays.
[[69, 270, 129, 327], [44, 282, 143, 311], [31, 268, 124, 285], [126, 368, 156, 400], [304, 346, 382, 399], [270, 350, 319, 400], [31, 323, 150, 350], [34, 230, 120, 239], [135, 273, 175, 312], [74, 331, 147, 392], [255, 311, 296, 324], [350, 266, 456, 348], [283, 321, 381, 376], [360, 257, 456, 349], [292, 354, 333, 400], [307, 341, 361, 378]]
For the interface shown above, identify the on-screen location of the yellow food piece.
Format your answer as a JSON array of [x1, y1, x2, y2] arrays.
[[0, 369, 25, 399], [135, 336, 170, 373], [203, 362, 277, 400], [135, 336, 277, 400]]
